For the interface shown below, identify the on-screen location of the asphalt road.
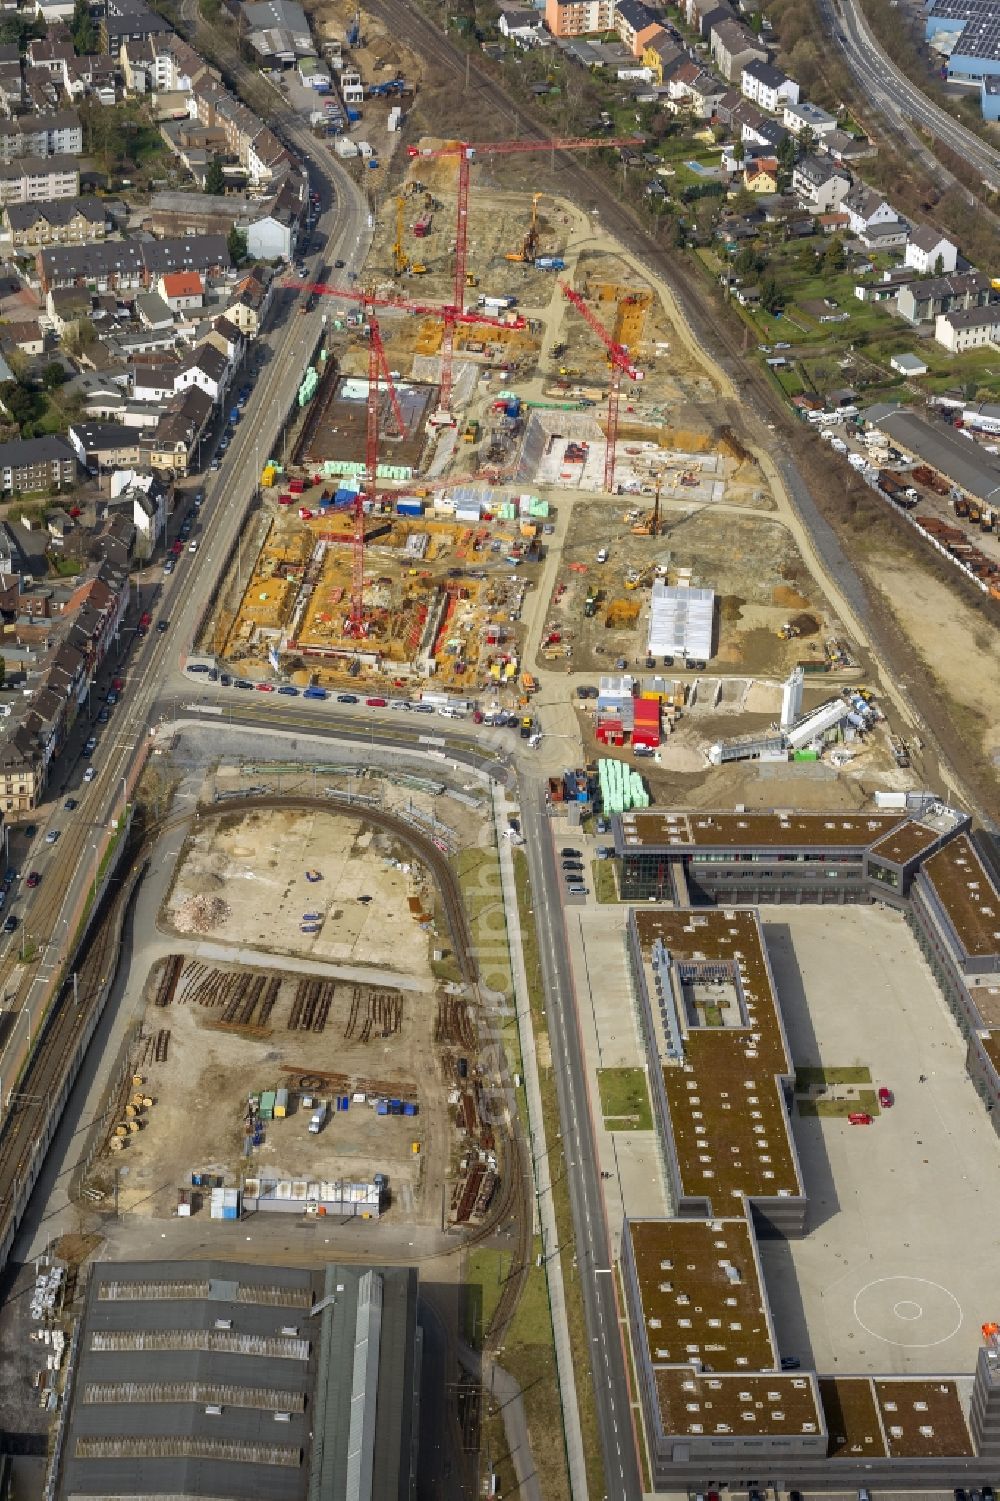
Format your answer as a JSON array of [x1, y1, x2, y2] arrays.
[[519, 782, 641, 1501], [822, 0, 1000, 195]]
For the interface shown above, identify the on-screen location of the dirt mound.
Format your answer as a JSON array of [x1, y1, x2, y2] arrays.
[[790, 613, 820, 637], [175, 894, 231, 934], [772, 584, 810, 609]]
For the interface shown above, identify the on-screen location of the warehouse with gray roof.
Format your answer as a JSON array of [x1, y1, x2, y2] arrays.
[[53, 1259, 419, 1501]]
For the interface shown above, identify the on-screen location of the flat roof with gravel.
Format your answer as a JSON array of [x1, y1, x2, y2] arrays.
[[922, 833, 1000, 960], [620, 809, 905, 851], [821, 1377, 889, 1459], [874, 1379, 973, 1458], [655, 1369, 824, 1439], [628, 1217, 775, 1370], [634, 908, 801, 1204], [869, 820, 942, 866]]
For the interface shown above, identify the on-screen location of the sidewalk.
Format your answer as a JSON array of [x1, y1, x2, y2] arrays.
[[493, 782, 589, 1501]]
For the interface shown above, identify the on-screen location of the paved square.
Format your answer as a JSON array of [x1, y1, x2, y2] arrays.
[[757, 905, 998, 1376]]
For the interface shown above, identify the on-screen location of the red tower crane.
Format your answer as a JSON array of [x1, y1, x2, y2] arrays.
[[406, 134, 643, 412], [560, 283, 643, 494], [287, 279, 527, 629]]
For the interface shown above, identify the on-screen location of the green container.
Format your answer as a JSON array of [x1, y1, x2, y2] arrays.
[[259, 1090, 276, 1120]]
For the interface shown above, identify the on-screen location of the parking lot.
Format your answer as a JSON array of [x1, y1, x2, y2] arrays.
[[757, 906, 999, 1376]]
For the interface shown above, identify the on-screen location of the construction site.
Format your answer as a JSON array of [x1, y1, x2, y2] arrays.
[[196, 132, 771, 696], [82, 799, 505, 1235]]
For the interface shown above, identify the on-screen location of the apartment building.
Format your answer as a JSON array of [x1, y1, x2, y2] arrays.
[[544, 0, 615, 36], [0, 156, 79, 207]]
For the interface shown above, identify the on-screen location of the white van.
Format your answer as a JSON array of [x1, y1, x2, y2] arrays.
[[438, 706, 465, 719], [308, 1102, 327, 1134]]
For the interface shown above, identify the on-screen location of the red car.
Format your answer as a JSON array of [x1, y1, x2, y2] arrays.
[[366, 697, 387, 707], [878, 1086, 893, 1109], [171, 540, 183, 555], [26, 871, 40, 888], [848, 1112, 873, 1125], [112, 676, 124, 692], [255, 682, 275, 692]]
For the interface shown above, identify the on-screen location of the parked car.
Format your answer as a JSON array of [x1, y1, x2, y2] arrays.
[[157, 619, 169, 632], [255, 682, 275, 692], [84, 767, 96, 782], [877, 1086, 893, 1109], [277, 685, 299, 696], [45, 830, 60, 844], [3, 913, 16, 933], [64, 798, 78, 811], [26, 871, 40, 888], [337, 693, 359, 703]]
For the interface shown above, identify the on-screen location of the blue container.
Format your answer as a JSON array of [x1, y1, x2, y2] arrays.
[[341, 1096, 350, 1111], [505, 400, 521, 418], [376, 1101, 388, 1116], [396, 500, 424, 517], [403, 1102, 416, 1117]]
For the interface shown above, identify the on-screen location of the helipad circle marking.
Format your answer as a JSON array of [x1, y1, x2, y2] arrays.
[[853, 1276, 962, 1348]]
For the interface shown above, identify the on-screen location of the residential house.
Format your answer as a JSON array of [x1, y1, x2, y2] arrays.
[[905, 223, 959, 275], [641, 32, 682, 82], [0, 435, 78, 493], [819, 127, 876, 163], [3, 197, 109, 249], [935, 305, 1000, 353], [99, 0, 172, 54], [139, 384, 213, 474], [109, 467, 166, 559], [782, 99, 838, 136], [0, 727, 45, 815], [61, 52, 118, 102], [202, 314, 243, 366], [709, 17, 767, 83], [131, 363, 179, 403], [0, 110, 83, 164], [858, 217, 909, 252], [843, 184, 897, 236], [896, 269, 996, 325], [615, 0, 663, 55], [692, 0, 734, 38], [134, 291, 175, 331], [68, 422, 142, 470], [157, 270, 204, 311], [0, 157, 80, 206], [792, 154, 851, 212], [497, 6, 545, 43], [0, 320, 47, 357], [740, 58, 799, 110], [27, 34, 75, 73], [38, 241, 146, 294], [743, 157, 778, 192], [543, 0, 615, 36], [227, 265, 274, 337], [175, 341, 230, 403]]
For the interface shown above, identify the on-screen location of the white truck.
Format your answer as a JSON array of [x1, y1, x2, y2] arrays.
[[309, 1102, 328, 1134]]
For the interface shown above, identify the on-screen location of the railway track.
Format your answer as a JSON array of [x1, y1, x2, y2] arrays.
[[0, 793, 532, 1346]]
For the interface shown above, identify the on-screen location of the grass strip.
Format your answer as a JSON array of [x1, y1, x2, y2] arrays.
[[597, 1067, 653, 1131]]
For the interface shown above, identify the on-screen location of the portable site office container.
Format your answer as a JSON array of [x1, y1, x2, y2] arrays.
[[274, 1088, 289, 1118], [259, 1091, 276, 1120]]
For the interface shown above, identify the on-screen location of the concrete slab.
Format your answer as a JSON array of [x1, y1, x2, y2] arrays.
[[757, 905, 999, 1377], [561, 899, 672, 1251]]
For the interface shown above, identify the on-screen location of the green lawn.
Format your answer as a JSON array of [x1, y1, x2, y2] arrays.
[[591, 857, 619, 903], [799, 1089, 879, 1118], [597, 1067, 654, 1131], [795, 1065, 871, 1089]]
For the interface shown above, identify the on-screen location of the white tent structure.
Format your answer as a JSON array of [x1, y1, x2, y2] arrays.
[[647, 581, 715, 662]]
